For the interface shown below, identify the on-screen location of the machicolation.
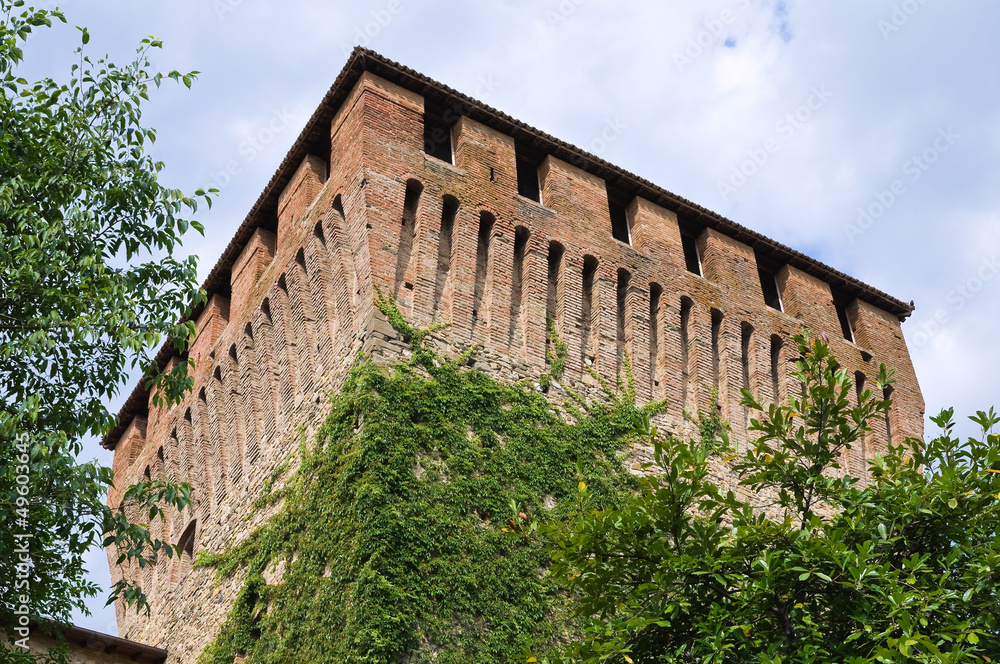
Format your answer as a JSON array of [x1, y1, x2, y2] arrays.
[[89, 48, 924, 663]]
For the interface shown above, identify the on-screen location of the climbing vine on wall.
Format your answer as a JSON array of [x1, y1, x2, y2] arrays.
[[197, 297, 662, 664], [540, 316, 569, 392]]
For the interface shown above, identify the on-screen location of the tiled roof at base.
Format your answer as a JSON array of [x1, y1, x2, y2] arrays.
[[26, 622, 168, 663]]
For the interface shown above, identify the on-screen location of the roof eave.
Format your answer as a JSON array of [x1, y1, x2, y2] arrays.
[[100, 47, 915, 449]]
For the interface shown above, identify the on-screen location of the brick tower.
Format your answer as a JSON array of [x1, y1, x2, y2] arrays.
[[100, 48, 924, 661]]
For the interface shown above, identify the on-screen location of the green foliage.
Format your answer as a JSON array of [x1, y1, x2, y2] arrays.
[[0, 2, 200, 658], [540, 318, 569, 392], [735, 339, 894, 526], [374, 285, 448, 354], [684, 387, 731, 454], [199, 311, 660, 664], [536, 333, 1000, 664]]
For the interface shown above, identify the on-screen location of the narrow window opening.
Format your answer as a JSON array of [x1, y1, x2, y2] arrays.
[[770, 335, 783, 405], [176, 520, 197, 584], [472, 212, 494, 326], [207, 376, 228, 503], [228, 344, 238, 364], [169, 430, 179, 482], [333, 194, 360, 311], [423, 99, 455, 164], [741, 323, 753, 394], [546, 241, 565, 332], [433, 196, 458, 322], [616, 269, 631, 374], [835, 302, 855, 342], [680, 297, 693, 407], [313, 221, 326, 245], [515, 141, 541, 202], [855, 371, 868, 474], [711, 309, 723, 391], [883, 386, 895, 442], [260, 298, 272, 323], [240, 324, 260, 467], [509, 226, 530, 346], [649, 283, 663, 389], [581, 256, 598, 363], [395, 180, 423, 299], [740, 322, 754, 430], [682, 234, 702, 276], [608, 187, 631, 245], [758, 265, 783, 311]]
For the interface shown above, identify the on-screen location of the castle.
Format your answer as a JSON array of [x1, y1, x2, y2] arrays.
[[32, 48, 924, 662]]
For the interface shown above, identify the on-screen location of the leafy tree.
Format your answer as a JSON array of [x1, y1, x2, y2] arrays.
[[532, 334, 1000, 663], [1, 1, 206, 659]]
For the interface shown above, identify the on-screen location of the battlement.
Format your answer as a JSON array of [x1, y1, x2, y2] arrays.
[[103, 50, 924, 659]]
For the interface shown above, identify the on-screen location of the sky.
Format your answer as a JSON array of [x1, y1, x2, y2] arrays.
[[15, 0, 1000, 637]]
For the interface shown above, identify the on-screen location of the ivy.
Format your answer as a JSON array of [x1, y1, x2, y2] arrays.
[[540, 317, 569, 392], [198, 303, 662, 664], [374, 286, 448, 360], [684, 387, 731, 454]]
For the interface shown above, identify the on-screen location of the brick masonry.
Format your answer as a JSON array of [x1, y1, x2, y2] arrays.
[[98, 52, 925, 662]]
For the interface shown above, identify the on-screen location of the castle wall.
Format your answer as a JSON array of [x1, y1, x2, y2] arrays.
[[105, 70, 925, 662]]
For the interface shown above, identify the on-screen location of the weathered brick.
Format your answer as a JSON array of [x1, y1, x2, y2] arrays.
[[96, 56, 925, 663]]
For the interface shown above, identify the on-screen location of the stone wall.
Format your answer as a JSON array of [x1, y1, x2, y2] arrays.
[[104, 65, 925, 662]]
